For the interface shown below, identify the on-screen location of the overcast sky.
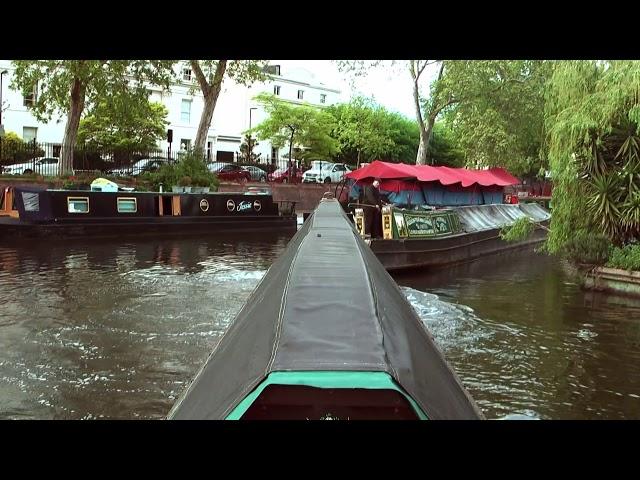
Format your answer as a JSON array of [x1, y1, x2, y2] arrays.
[[272, 60, 442, 119]]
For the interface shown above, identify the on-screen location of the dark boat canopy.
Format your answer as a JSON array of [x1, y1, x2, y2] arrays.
[[168, 199, 483, 419]]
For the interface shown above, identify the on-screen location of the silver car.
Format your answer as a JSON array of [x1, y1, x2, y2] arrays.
[[2, 157, 60, 176]]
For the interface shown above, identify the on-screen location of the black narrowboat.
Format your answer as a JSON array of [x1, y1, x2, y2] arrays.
[[0, 186, 297, 239]]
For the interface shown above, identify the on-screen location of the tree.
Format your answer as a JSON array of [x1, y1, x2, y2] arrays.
[[440, 60, 553, 175], [77, 99, 168, 151], [326, 97, 395, 166], [337, 60, 439, 165], [544, 60, 640, 253], [238, 134, 261, 163], [250, 93, 339, 165], [11, 60, 176, 174], [427, 122, 465, 167], [189, 60, 268, 154]]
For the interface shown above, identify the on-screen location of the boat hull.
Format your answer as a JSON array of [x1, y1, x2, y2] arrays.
[[370, 224, 548, 271], [0, 214, 296, 239]]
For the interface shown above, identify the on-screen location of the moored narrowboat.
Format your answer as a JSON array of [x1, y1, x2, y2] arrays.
[[343, 161, 551, 271], [0, 184, 297, 239]]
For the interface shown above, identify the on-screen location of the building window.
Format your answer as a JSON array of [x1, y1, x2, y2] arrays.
[[117, 198, 138, 213], [180, 139, 191, 150], [264, 65, 281, 76], [181, 99, 192, 123], [297, 90, 304, 100], [274, 85, 281, 95], [271, 147, 278, 162], [23, 127, 38, 142], [68, 197, 89, 214], [320, 94, 327, 104], [182, 68, 192, 82], [23, 84, 38, 107]]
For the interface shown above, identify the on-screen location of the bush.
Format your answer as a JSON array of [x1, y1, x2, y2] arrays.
[[0, 132, 45, 163], [147, 150, 219, 191], [606, 243, 640, 271], [563, 231, 612, 265]]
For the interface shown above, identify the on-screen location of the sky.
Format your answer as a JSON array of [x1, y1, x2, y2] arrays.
[[272, 60, 442, 119]]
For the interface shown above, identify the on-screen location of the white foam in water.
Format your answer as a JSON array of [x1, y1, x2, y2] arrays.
[[400, 286, 493, 348]]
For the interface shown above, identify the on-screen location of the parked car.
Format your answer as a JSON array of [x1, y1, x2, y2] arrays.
[[302, 161, 351, 184], [208, 162, 251, 182], [242, 165, 268, 182], [1, 156, 61, 176], [267, 165, 306, 183], [109, 157, 168, 177]]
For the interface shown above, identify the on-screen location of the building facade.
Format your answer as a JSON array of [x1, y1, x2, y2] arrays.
[[0, 60, 341, 163]]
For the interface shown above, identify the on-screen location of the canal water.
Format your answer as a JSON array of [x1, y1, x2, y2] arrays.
[[1, 235, 639, 419]]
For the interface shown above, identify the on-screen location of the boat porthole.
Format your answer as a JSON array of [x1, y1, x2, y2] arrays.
[[226, 199, 235, 212], [253, 200, 262, 212], [200, 199, 210, 212]]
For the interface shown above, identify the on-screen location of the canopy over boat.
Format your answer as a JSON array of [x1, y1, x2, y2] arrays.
[[345, 160, 520, 187], [168, 199, 483, 420]]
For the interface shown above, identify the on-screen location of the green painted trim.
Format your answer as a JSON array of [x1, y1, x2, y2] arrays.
[[225, 371, 428, 420]]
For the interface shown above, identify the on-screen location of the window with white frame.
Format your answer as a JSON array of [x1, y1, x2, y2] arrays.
[[320, 94, 327, 104], [117, 198, 137, 213], [181, 99, 192, 123], [181, 139, 191, 150], [23, 127, 37, 142], [68, 197, 89, 213], [274, 85, 281, 95], [183, 68, 192, 82], [297, 90, 304, 100]]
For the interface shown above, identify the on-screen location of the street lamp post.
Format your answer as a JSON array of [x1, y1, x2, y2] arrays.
[[248, 107, 257, 163], [0, 69, 8, 128]]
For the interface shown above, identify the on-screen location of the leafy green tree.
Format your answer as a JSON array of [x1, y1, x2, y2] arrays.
[[427, 122, 465, 167], [238, 134, 261, 162], [77, 100, 168, 151], [11, 60, 176, 174], [327, 97, 395, 166], [337, 60, 439, 165], [440, 60, 553, 175], [337, 60, 552, 171], [250, 93, 339, 164], [544, 60, 640, 253], [188, 60, 268, 153]]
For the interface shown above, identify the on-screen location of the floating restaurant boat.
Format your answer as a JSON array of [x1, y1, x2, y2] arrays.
[[342, 161, 551, 271], [0, 182, 297, 239], [168, 199, 483, 420]]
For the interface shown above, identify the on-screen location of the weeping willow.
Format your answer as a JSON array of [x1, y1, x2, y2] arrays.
[[545, 60, 640, 253]]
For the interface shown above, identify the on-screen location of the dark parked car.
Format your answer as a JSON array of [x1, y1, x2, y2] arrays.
[[242, 165, 268, 182], [208, 162, 251, 182]]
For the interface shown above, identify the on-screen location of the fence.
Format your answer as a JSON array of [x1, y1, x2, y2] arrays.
[[0, 139, 350, 183]]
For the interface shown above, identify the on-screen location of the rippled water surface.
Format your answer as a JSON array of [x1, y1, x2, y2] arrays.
[[1, 234, 639, 419]]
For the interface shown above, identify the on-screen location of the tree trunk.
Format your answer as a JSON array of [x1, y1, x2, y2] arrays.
[[424, 114, 437, 165], [413, 76, 429, 165], [193, 60, 227, 156], [288, 128, 295, 174], [60, 76, 86, 176]]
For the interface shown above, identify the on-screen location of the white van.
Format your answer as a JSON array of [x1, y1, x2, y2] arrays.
[[302, 161, 351, 184]]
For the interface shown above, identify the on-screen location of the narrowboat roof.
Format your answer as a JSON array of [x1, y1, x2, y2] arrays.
[[168, 199, 483, 419], [346, 160, 520, 187]]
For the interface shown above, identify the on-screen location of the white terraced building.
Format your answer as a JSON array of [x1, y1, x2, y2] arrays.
[[0, 60, 342, 162]]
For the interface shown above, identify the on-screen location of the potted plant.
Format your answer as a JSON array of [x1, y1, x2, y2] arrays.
[[179, 176, 192, 193]]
